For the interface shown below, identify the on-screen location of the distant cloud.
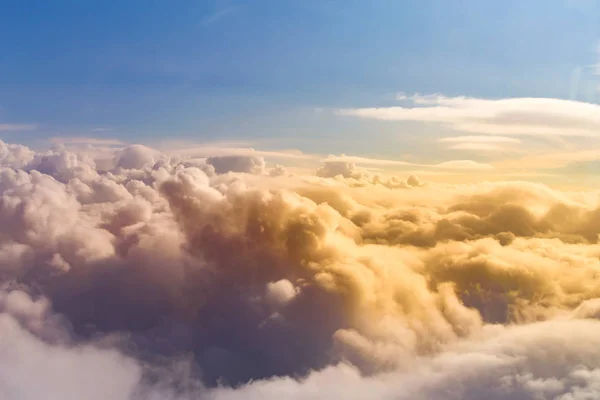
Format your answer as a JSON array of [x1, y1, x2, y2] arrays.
[[337, 94, 600, 137], [321, 154, 493, 170], [447, 143, 504, 151], [439, 136, 521, 144], [0, 124, 37, 132], [50, 137, 126, 146], [319, 155, 413, 167], [207, 154, 265, 174], [200, 5, 239, 26], [163, 145, 314, 161], [434, 160, 494, 169], [440, 136, 520, 152], [495, 148, 600, 170], [396, 92, 408, 101]]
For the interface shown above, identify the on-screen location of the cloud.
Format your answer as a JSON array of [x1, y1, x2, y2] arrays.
[[200, 6, 239, 26], [495, 148, 600, 170], [447, 143, 504, 151], [3, 139, 600, 398], [439, 136, 521, 152], [319, 155, 414, 167], [434, 160, 494, 169], [439, 136, 521, 144], [316, 158, 423, 189], [50, 137, 126, 146], [0, 306, 142, 400], [115, 145, 163, 170], [320, 154, 493, 171], [163, 145, 313, 161], [207, 155, 266, 174], [0, 123, 37, 132], [269, 164, 289, 177], [338, 94, 600, 137], [0, 140, 35, 168]]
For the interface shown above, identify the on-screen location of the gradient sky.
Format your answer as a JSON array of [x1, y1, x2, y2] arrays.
[[1, 0, 600, 184]]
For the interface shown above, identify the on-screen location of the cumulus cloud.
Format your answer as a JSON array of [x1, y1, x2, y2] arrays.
[[0, 140, 35, 168], [316, 158, 423, 189], [207, 155, 266, 174], [338, 94, 600, 137], [269, 164, 289, 177], [3, 138, 600, 398]]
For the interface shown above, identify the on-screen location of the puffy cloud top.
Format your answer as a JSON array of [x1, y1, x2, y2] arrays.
[[1, 139, 600, 399], [207, 155, 266, 174], [115, 145, 160, 170]]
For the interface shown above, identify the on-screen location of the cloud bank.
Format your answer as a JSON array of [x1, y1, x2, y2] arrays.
[[2, 139, 600, 399], [338, 94, 600, 137]]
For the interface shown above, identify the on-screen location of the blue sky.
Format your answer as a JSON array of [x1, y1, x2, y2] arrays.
[[1, 0, 599, 166]]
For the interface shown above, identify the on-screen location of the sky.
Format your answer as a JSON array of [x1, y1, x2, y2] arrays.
[[1, 0, 599, 184]]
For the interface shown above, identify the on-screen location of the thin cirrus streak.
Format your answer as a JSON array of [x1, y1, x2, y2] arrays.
[[4, 139, 600, 399]]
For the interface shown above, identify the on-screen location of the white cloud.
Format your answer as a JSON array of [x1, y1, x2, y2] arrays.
[[319, 155, 413, 167], [269, 164, 289, 177], [495, 148, 600, 169], [50, 137, 126, 146], [321, 154, 493, 170], [0, 140, 35, 168], [200, 6, 239, 26], [434, 160, 494, 169], [338, 94, 600, 137], [7, 138, 600, 398], [0, 124, 37, 132], [115, 145, 162, 170], [396, 91, 408, 101], [163, 146, 313, 161], [439, 136, 521, 144], [207, 155, 266, 174], [448, 143, 504, 151], [440, 136, 520, 153]]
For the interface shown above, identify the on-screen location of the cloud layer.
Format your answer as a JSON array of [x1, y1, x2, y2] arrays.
[[338, 94, 600, 137], [2, 139, 600, 399]]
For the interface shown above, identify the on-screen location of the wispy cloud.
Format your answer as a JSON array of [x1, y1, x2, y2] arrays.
[[447, 143, 504, 151], [319, 155, 414, 167], [438, 136, 521, 144], [49, 137, 126, 146], [200, 6, 239, 26], [439, 135, 520, 152], [494, 148, 600, 169], [320, 154, 493, 170], [0, 124, 37, 132], [163, 145, 315, 161], [337, 94, 600, 137], [433, 160, 494, 170]]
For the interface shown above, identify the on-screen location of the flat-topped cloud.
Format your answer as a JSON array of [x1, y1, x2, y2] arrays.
[[338, 94, 600, 137]]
